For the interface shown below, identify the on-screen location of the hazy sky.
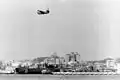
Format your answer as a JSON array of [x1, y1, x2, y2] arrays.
[[0, 0, 120, 60]]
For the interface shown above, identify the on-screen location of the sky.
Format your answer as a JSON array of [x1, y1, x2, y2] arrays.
[[0, 0, 120, 60]]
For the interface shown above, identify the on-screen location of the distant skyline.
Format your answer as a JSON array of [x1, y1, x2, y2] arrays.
[[0, 0, 120, 60]]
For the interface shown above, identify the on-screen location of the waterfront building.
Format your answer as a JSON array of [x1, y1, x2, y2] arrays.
[[105, 58, 116, 69], [43, 58, 48, 64], [60, 57, 65, 64], [75, 52, 80, 62], [115, 62, 120, 73], [65, 52, 81, 64], [65, 54, 71, 63], [65, 52, 80, 61], [71, 52, 76, 62], [93, 60, 106, 72], [56, 58, 60, 65], [94, 62, 104, 71]]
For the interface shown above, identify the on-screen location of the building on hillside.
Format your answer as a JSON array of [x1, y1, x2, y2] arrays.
[[11, 61, 22, 68], [43, 57, 61, 65]]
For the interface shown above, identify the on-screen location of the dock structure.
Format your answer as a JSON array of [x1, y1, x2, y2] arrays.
[[52, 72, 120, 75]]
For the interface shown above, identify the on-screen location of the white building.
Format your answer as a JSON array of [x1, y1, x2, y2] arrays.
[[11, 61, 22, 68], [115, 63, 120, 73], [106, 59, 116, 69]]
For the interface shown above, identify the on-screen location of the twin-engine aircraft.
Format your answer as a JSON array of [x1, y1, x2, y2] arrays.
[[37, 8, 50, 15]]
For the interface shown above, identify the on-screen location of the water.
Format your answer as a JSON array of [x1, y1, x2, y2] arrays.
[[0, 74, 119, 80]]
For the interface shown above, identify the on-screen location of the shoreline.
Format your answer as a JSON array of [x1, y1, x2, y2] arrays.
[[0, 74, 120, 77], [52, 72, 120, 75], [0, 73, 120, 75]]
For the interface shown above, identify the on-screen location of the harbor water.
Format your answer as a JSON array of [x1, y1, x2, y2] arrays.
[[0, 74, 119, 80]]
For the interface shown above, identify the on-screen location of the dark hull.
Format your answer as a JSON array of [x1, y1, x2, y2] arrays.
[[15, 68, 52, 74], [15, 68, 28, 74], [15, 68, 42, 74]]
